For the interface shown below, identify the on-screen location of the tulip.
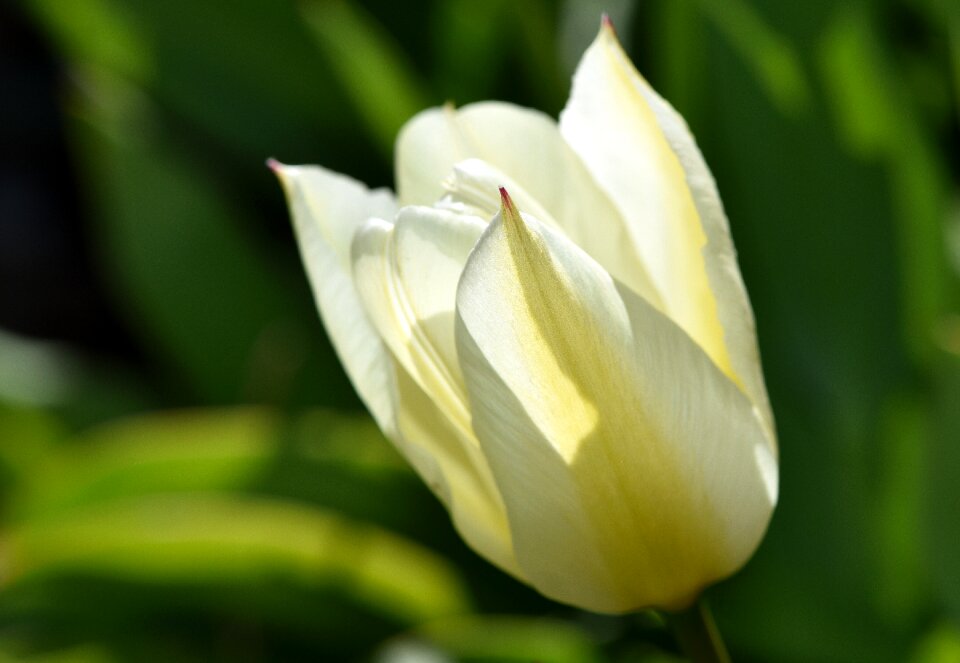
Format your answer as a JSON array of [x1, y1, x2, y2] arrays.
[[272, 19, 777, 614]]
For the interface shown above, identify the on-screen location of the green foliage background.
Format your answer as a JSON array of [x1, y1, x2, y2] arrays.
[[2, 0, 960, 661]]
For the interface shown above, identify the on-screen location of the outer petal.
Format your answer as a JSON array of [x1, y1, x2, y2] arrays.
[[276, 164, 516, 575], [273, 163, 397, 431], [396, 103, 660, 306], [560, 24, 774, 435], [455, 194, 777, 613], [390, 365, 518, 577]]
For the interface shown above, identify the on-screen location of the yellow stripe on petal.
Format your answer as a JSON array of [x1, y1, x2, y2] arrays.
[[496, 188, 600, 460], [560, 24, 737, 389], [456, 194, 776, 613]]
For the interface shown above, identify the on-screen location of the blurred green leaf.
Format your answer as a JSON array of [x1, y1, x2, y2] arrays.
[[910, 624, 960, 663], [508, 1, 568, 114], [25, 0, 360, 163], [408, 615, 604, 663], [4, 494, 471, 626], [8, 407, 438, 542], [24, 0, 152, 82], [873, 395, 932, 626], [953, 15, 960, 124], [930, 352, 960, 621], [819, 4, 952, 362], [691, 0, 810, 115], [0, 643, 116, 663], [645, 0, 707, 127], [431, 0, 509, 103], [0, 404, 64, 501], [301, 0, 430, 156], [911, 0, 960, 125], [9, 408, 278, 524], [63, 67, 338, 405]]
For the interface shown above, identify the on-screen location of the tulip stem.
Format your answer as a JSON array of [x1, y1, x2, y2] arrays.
[[667, 598, 731, 663]]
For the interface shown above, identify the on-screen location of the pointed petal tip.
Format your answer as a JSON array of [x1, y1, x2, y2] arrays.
[[266, 158, 291, 182], [498, 186, 518, 219], [600, 12, 617, 37]]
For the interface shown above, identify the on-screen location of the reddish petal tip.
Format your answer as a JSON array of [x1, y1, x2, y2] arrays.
[[601, 12, 617, 36], [499, 186, 523, 227], [499, 186, 514, 209], [266, 157, 282, 172]]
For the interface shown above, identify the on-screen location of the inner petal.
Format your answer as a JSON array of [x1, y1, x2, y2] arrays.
[[351, 205, 485, 434], [440, 158, 663, 310]]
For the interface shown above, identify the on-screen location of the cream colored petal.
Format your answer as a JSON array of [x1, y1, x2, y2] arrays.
[[455, 196, 777, 613], [396, 103, 661, 306], [560, 24, 774, 436], [390, 363, 518, 577], [349, 204, 516, 575], [277, 165, 515, 574], [273, 163, 397, 431], [396, 102, 573, 211], [351, 206, 486, 430], [439, 158, 662, 308]]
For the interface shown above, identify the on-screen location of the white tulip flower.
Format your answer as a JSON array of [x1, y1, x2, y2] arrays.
[[272, 20, 777, 614]]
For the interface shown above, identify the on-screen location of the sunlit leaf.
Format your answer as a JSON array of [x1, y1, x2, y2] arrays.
[[0, 404, 64, 497], [910, 624, 960, 663], [9, 408, 278, 524], [9, 408, 428, 538], [23, 0, 152, 82], [4, 494, 471, 626]]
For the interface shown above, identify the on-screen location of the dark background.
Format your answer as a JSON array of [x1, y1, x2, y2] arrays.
[[1, 0, 959, 661]]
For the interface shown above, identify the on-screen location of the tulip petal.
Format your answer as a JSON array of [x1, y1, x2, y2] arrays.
[[560, 24, 774, 433], [390, 364, 518, 577], [349, 205, 517, 574], [278, 167, 515, 573], [455, 195, 777, 612], [351, 206, 486, 429], [396, 103, 661, 307], [273, 163, 397, 431]]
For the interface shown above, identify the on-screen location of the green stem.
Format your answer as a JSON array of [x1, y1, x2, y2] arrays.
[[667, 598, 731, 663]]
